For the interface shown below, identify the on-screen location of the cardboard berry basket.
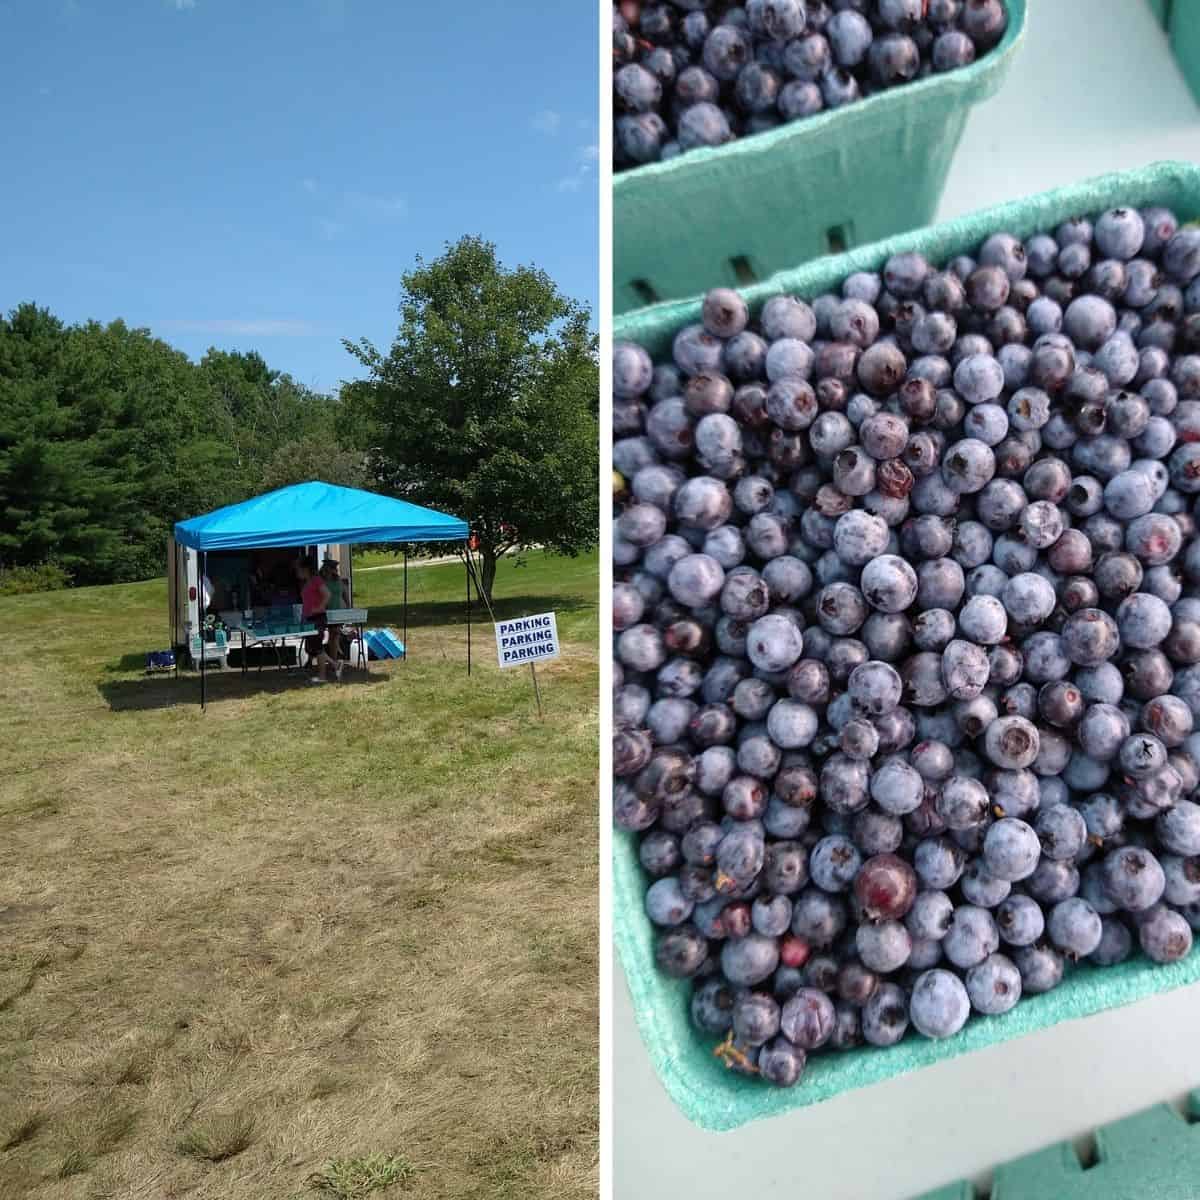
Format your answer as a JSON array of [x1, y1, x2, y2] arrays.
[[613, 0, 1027, 316], [613, 160, 1200, 1132]]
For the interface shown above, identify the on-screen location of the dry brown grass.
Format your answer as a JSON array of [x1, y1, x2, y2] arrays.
[[0, 553, 598, 1199]]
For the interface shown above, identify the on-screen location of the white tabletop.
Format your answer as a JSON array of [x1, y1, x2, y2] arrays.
[[615, 2, 1200, 1196]]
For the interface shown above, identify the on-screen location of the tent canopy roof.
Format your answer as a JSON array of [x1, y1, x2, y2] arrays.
[[174, 481, 468, 551]]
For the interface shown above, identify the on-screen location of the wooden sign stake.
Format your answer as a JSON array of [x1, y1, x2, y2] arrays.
[[530, 663, 544, 718]]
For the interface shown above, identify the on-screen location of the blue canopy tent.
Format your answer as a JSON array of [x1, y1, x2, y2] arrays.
[[174, 481, 476, 707]]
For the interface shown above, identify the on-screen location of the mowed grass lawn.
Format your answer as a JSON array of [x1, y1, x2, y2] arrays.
[[0, 551, 598, 1200]]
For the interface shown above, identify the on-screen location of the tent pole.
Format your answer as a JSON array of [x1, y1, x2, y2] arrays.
[[464, 548, 495, 624], [466, 548, 471, 676], [200, 549, 207, 710], [403, 551, 408, 662]]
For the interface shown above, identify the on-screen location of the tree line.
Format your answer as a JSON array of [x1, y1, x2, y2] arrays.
[[0, 305, 365, 585], [0, 236, 598, 598]]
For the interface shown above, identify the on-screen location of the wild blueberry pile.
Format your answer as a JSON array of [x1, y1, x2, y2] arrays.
[[613, 205, 1200, 1088], [613, 0, 1008, 170]]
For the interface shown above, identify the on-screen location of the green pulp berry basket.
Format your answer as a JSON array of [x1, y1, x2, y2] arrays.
[[613, 0, 1027, 315], [1169, 1, 1200, 103], [614, 160, 1200, 1133], [918, 1090, 1200, 1200], [1145, 1, 1200, 103]]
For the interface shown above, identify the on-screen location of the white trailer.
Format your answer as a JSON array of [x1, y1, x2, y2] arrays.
[[167, 537, 354, 661]]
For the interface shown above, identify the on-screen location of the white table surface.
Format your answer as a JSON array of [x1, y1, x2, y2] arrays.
[[614, 3, 1200, 1196]]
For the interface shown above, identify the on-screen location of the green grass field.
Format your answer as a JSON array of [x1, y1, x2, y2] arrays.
[[0, 550, 598, 1200]]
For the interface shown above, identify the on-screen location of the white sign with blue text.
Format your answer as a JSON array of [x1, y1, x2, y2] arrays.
[[495, 612, 560, 668]]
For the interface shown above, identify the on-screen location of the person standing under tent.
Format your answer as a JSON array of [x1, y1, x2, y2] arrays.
[[322, 557, 350, 607], [297, 561, 340, 684], [248, 557, 271, 608], [321, 557, 349, 668]]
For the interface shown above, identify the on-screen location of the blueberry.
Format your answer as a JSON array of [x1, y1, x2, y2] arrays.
[[732, 990, 782, 1047], [778, 79, 825, 119], [691, 977, 737, 1034], [868, 757, 924, 815], [721, 932, 780, 985], [819, 753, 871, 815], [819, 64, 861, 108], [1157, 800, 1200, 856], [858, 981, 908, 1046], [668, 553, 726, 608], [914, 836, 966, 889], [954, 353, 1005, 405], [780, 986, 836, 1049], [909, 969, 970, 1039], [965, 952, 1022, 1015], [998, 569, 1052, 627], [1035, 802, 1087, 862], [616, 63, 663, 115], [766, 698, 819, 748], [1101, 846, 1166, 912], [982, 817, 1041, 881], [1060, 608, 1121, 667], [1064, 295, 1118, 351], [932, 29, 975, 71], [809, 833, 864, 892], [656, 925, 709, 978], [644, 873, 696, 927], [912, 607, 956, 652], [847, 660, 902, 717], [1164, 229, 1200, 283], [1013, 944, 1064, 995], [791, 888, 847, 948], [825, 7, 872, 66], [856, 919, 912, 972], [677, 101, 734, 150], [935, 775, 989, 831], [784, 32, 831, 81], [1046, 897, 1102, 958], [996, 893, 1045, 947], [1090, 917, 1133, 967], [868, 32, 920, 85], [1138, 904, 1194, 963], [758, 1035, 807, 1086]]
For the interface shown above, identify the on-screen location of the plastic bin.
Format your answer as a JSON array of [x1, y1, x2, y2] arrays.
[[613, 0, 1027, 315], [613, 160, 1200, 1133], [1169, 0, 1200, 102], [917, 1089, 1200, 1200], [364, 628, 405, 660]]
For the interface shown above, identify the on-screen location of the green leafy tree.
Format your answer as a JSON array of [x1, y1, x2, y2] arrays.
[[343, 235, 598, 601], [199, 350, 343, 468], [258, 437, 369, 493]]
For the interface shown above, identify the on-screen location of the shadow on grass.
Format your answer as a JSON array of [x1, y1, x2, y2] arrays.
[[97, 665, 389, 712], [363, 593, 597, 631], [104, 652, 160, 675]]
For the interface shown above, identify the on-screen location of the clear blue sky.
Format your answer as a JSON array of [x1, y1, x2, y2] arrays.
[[0, 0, 598, 394]]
